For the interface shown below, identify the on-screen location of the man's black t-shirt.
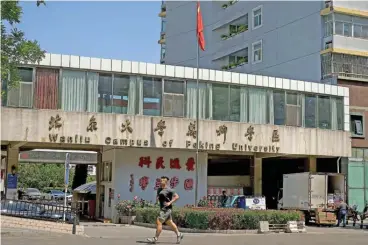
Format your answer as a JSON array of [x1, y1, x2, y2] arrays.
[[157, 187, 175, 210]]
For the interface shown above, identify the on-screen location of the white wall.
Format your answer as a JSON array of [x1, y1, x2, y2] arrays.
[[111, 148, 207, 216]]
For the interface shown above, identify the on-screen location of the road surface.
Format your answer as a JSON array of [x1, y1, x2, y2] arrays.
[[2, 225, 367, 245]]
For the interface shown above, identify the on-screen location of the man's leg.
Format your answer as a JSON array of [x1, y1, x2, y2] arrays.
[[147, 216, 163, 243], [342, 214, 346, 227], [166, 219, 184, 244]]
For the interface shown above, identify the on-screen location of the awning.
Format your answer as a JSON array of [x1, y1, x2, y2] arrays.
[[73, 181, 96, 194]]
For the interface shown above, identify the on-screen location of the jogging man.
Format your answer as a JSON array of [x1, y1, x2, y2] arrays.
[[147, 176, 184, 244]]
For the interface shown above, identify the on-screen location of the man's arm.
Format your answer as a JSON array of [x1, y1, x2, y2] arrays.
[[168, 191, 179, 205]]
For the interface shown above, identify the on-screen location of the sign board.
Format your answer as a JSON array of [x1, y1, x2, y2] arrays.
[[245, 197, 266, 210], [7, 174, 18, 189], [64, 153, 70, 186]]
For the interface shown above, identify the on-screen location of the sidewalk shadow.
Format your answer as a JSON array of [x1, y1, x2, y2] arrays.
[[136, 241, 173, 244]]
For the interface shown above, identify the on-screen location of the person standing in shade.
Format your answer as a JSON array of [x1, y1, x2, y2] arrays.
[[221, 190, 228, 207], [337, 198, 349, 227], [147, 176, 184, 244]]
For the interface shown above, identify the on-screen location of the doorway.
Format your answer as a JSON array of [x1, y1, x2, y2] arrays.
[[100, 183, 112, 219]]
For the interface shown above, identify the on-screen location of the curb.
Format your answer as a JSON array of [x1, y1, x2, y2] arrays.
[[81, 223, 128, 227], [134, 222, 258, 234]]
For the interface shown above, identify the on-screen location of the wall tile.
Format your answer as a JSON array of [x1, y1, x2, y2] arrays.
[[282, 79, 290, 90], [215, 71, 223, 82], [248, 74, 256, 85], [184, 67, 194, 79], [50, 54, 62, 67], [156, 64, 166, 76], [193, 68, 198, 80], [318, 83, 325, 94], [297, 80, 304, 91], [122, 61, 132, 73], [201, 69, 210, 80], [101, 59, 112, 71], [139, 62, 147, 74], [337, 87, 344, 96], [239, 74, 247, 85], [290, 80, 297, 91], [343, 87, 349, 97], [90, 58, 100, 70], [262, 76, 269, 87], [311, 82, 318, 93], [344, 122, 350, 132], [304, 82, 311, 92], [70, 55, 80, 68], [344, 97, 349, 106], [61, 55, 70, 67], [175, 66, 185, 78], [39, 53, 51, 66], [165, 65, 175, 77], [331, 85, 338, 95], [255, 75, 263, 86], [146, 63, 156, 75], [275, 78, 283, 88], [231, 72, 240, 84], [111, 59, 122, 72], [209, 70, 216, 81], [268, 77, 276, 88], [131, 61, 139, 73], [223, 71, 231, 83], [324, 84, 332, 95]]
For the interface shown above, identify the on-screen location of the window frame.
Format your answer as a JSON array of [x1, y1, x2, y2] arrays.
[[350, 112, 365, 138], [252, 5, 263, 30], [7, 67, 35, 108], [162, 78, 186, 118], [252, 40, 263, 64]]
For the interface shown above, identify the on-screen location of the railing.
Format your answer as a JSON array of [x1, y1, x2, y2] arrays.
[[1, 199, 79, 225]]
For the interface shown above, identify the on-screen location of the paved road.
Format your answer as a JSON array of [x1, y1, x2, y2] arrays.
[[2, 226, 367, 245]]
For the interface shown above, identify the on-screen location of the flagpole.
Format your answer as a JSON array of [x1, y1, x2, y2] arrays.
[[194, 4, 200, 207]]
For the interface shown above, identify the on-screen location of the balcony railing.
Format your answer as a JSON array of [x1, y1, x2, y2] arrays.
[[221, 0, 239, 9], [321, 53, 368, 81]]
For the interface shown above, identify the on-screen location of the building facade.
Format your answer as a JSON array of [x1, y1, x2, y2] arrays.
[[339, 79, 368, 210], [160, 1, 368, 83], [1, 53, 351, 220]]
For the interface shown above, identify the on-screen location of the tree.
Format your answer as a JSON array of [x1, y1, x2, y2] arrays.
[[1, 1, 45, 92], [72, 164, 88, 189], [18, 163, 75, 191]]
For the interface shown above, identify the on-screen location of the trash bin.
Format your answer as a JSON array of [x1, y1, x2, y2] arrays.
[[237, 196, 246, 209]]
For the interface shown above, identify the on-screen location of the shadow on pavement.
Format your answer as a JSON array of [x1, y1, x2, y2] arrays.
[[136, 241, 173, 244]]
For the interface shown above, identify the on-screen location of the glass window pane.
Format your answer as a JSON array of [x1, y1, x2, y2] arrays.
[[229, 86, 240, 121], [98, 74, 112, 113], [287, 93, 298, 105], [273, 91, 285, 125], [164, 80, 184, 94], [356, 148, 364, 158], [335, 21, 343, 35], [305, 95, 316, 128], [343, 22, 352, 36], [212, 84, 229, 121], [18, 68, 33, 82], [113, 75, 130, 114], [143, 77, 162, 116], [336, 97, 344, 130], [354, 24, 363, 38], [364, 149, 368, 161], [318, 96, 331, 129]]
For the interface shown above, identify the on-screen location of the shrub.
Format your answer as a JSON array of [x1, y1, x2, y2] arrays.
[[135, 207, 302, 230], [116, 196, 158, 216]]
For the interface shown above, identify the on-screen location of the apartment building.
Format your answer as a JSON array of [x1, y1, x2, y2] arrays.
[[159, 0, 368, 210], [160, 1, 368, 83]]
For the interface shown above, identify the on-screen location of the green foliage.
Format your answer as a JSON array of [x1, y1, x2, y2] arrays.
[[72, 164, 88, 189], [135, 207, 302, 230], [18, 163, 74, 191], [86, 175, 96, 183], [1, 0, 45, 90]]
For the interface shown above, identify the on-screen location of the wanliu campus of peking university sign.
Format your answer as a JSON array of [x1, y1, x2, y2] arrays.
[[1, 108, 350, 157]]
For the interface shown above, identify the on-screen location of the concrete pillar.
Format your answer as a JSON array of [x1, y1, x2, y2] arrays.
[[95, 152, 102, 218], [6, 146, 19, 199], [304, 156, 317, 173], [254, 158, 262, 196]]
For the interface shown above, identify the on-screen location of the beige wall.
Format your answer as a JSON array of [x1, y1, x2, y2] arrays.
[[1, 108, 351, 157]]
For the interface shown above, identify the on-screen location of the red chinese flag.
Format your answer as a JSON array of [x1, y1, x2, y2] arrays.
[[197, 1, 205, 51]]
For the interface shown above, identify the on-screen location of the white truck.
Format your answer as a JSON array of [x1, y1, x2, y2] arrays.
[[277, 172, 346, 226]]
